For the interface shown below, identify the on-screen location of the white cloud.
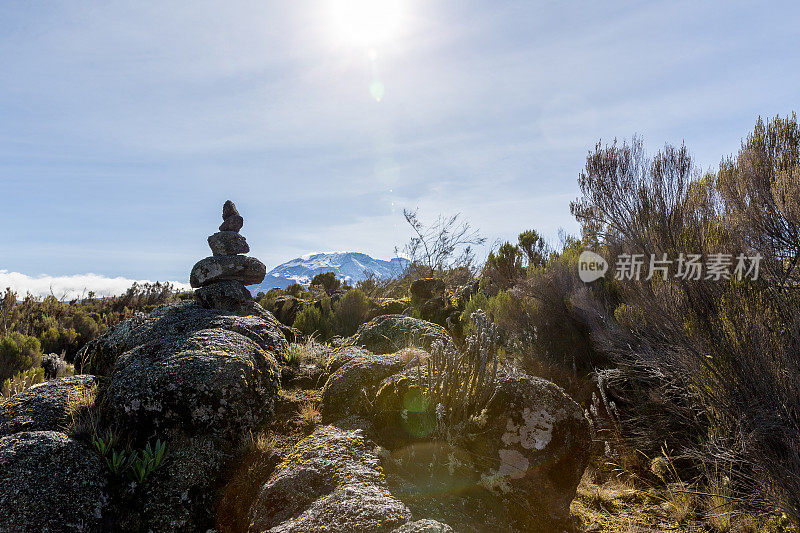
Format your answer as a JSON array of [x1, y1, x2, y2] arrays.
[[0, 270, 191, 300]]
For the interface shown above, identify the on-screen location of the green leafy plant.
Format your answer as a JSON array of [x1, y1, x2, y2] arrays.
[[106, 449, 129, 475], [91, 429, 167, 483], [91, 428, 118, 457], [126, 439, 167, 483]]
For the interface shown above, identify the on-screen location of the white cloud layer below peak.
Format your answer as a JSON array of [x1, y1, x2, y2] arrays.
[[0, 270, 191, 300]]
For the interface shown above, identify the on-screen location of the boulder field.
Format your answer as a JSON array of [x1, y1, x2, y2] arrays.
[[0, 203, 591, 532]]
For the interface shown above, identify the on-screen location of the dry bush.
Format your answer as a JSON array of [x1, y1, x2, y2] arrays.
[[572, 117, 800, 522]]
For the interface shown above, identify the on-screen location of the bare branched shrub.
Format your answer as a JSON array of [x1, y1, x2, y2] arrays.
[[399, 209, 486, 279], [572, 118, 800, 522]]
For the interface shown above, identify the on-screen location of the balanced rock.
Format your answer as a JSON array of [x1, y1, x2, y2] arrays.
[[219, 199, 244, 232], [195, 280, 252, 312], [208, 231, 249, 256], [219, 214, 243, 232], [190, 254, 266, 288], [222, 199, 239, 219]]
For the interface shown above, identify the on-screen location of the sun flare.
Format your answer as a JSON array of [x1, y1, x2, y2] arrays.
[[328, 0, 405, 48]]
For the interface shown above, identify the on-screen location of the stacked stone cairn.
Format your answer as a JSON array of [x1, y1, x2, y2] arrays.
[[190, 200, 266, 311]]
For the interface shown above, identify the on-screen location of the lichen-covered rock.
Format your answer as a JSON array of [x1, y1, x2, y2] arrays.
[[0, 375, 97, 437], [321, 352, 406, 422], [207, 230, 249, 256], [195, 279, 252, 311], [103, 328, 279, 443], [115, 436, 233, 532], [392, 519, 453, 532], [265, 294, 303, 327], [78, 301, 286, 375], [409, 278, 446, 304], [464, 370, 591, 527], [248, 425, 411, 532], [323, 345, 375, 377], [190, 255, 266, 287], [353, 315, 450, 355], [0, 431, 109, 532]]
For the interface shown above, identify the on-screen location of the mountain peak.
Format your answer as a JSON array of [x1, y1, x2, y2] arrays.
[[249, 252, 409, 292]]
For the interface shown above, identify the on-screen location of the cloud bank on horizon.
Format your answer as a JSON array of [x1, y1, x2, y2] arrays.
[[0, 270, 191, 300]]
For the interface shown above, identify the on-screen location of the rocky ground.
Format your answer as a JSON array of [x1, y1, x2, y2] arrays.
[[0, 296, 595, 532]]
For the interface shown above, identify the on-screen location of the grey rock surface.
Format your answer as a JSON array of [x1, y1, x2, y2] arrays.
[[0, 431, 109, 532], [222, 199, 239, 220], [321, 351, 405, 422], [464, 369, 592, 527], [219, 214, 244, 232], [77, 301, 286, 375], [103, 327, 280, 443], [248, 425, 411, 533], [0, 375, 98, 437], [208, 231, 249, 256], [391, 519, 454, 532], [190, 254, 266, 287], [195, 279, 252, 311], [352, 314, 450, 355]]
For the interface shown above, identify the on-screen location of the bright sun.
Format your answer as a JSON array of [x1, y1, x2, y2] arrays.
[[328, 0, 405, 48]]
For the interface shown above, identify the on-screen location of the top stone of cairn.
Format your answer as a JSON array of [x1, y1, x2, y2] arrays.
[[220, 200, 244, 232]]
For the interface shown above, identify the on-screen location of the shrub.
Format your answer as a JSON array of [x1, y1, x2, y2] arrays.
[[310, 272, 340, 295], [421, 310, 499, 433], [293, 299, 334, 340], [0, 332, 42, 382], [41, 352, 74, 379], [285, 283, 305, 297], [1, 366, 44, 399], [570, 116, 800, 522], [333, 289, 370, 337]]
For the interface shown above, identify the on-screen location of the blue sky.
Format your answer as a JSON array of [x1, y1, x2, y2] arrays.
[[1, 0, 798, 295]]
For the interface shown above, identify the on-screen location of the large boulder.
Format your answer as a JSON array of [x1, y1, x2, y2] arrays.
[[114, 436, 233, 532], [463, 370, 591, 527], [103, 328, 280, 443], [392, 520, 453, 532], [0, 431, 109, 532], [189, 255, 266, 288], [266, 294, 303, 327], [248, 425, 411, 532], [409, 278, 445, 304], [0, 375, 97, 437], [78, 301, 286, 375], [321, 352, 406, 422], [353, 315, 450, 355], [323, 345, 375, 377]]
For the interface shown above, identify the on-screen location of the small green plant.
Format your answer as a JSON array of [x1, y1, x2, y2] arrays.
[[126, 439, 167, 483], [106, 449, 129, 475], [91, 429, 167, 483], [91, 428, 118, 457]]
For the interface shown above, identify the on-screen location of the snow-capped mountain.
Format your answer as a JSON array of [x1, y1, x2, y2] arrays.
[[249, 252, 410, 292]]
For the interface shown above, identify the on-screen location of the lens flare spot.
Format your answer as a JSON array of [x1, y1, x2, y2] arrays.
[[369, 81, 386, 102]]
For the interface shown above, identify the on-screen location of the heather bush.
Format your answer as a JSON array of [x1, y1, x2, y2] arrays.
[[332, 289, 370, 337], [310, 272, 340, 295], [569, 115, 800, 521], [0, 332, 42, 382], [293, 299, 335, 340]]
